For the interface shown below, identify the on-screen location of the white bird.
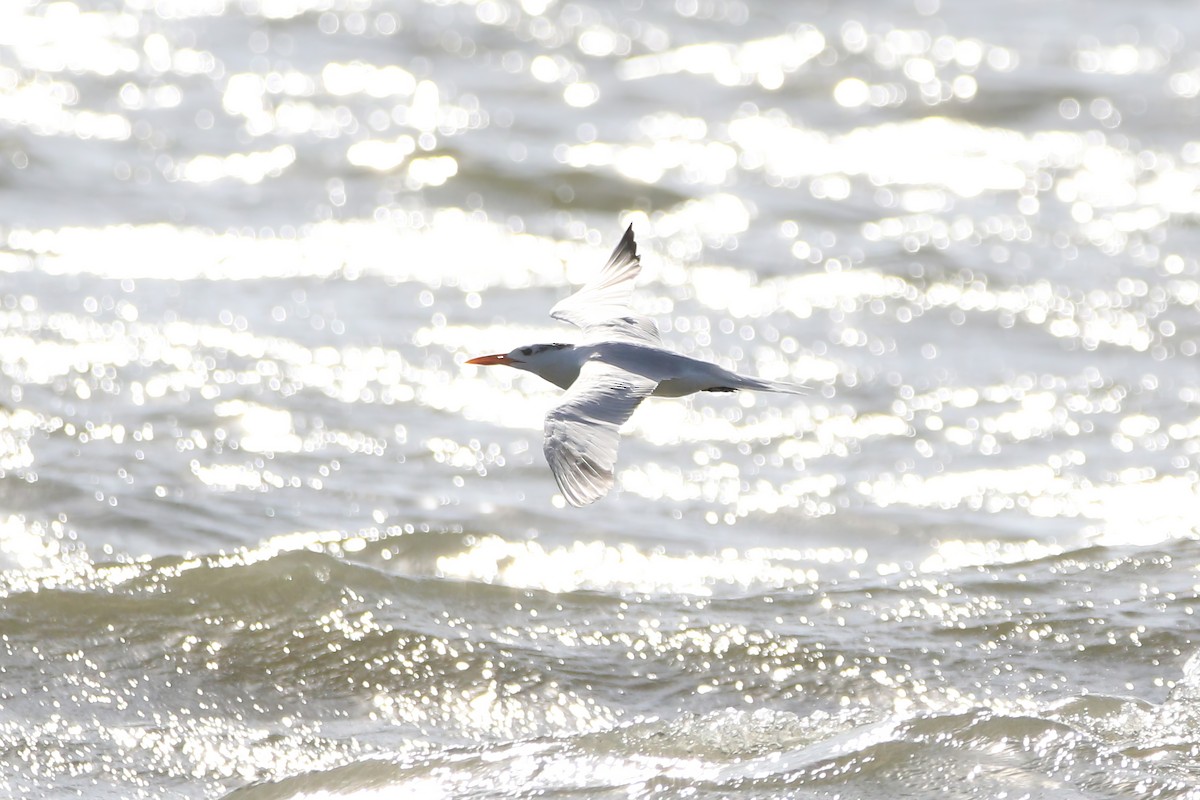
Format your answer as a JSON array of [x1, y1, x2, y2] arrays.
[[467, 224, 806, 507]]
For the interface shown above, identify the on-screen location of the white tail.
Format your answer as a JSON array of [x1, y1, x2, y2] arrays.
[[734, 374, 809, 395]]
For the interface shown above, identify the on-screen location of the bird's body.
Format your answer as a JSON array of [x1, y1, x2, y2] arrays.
[[468, 224, 805, 506], [512, 340, 800, 397]]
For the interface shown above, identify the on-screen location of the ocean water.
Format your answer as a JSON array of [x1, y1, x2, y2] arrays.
[[3, 0, 1200, 797]]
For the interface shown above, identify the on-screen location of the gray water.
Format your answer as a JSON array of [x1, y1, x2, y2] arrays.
[[4, 0, 1200, 797]]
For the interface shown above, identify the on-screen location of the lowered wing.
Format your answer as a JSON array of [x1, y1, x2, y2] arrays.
[[543, 359, 658, 507]]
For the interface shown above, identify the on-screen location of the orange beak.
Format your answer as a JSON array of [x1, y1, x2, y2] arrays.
[[466, 353, 513, 366]]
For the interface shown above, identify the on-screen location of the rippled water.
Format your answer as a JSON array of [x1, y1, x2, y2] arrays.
[[4, 0, 1200, 797]]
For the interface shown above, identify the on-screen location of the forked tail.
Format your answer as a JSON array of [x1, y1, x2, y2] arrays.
[[732, 374, 809, 395]]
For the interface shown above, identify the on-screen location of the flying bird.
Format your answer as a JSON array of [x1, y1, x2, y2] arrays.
[[467, 224, 806, 507]]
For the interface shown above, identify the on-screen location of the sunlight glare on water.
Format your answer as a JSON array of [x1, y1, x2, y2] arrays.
[[3, 0, 1200, 797], [434, 534, 840, 595]]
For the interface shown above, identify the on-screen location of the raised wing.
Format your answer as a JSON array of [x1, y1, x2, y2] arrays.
[[550, 224, 661, 345], [543, 359, 658, 507]]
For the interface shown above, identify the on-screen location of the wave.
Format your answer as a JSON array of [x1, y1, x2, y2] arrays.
[[223, 695, 1200, 799]]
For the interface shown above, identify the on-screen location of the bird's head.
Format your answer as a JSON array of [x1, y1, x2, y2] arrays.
[[466, 342, 572, 369], [466, 343, 579, 388]]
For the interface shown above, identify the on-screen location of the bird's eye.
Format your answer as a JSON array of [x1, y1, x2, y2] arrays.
[[521, 347, 532, 356]]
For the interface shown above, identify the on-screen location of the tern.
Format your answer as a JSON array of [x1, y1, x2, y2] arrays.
[[467, 224, 806, 507]]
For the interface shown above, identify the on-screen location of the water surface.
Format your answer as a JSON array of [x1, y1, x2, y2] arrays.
[[3, 0, 1200, 797]]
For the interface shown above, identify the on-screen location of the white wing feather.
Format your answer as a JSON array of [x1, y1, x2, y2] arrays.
[[550, 224, 661, 346], [543, 360, 658, 507]]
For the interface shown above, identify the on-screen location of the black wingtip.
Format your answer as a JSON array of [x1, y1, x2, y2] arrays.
[[616, 222, 638, 259]]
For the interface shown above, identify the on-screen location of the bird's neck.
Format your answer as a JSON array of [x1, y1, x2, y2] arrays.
[[525, 344, 584, 390]]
